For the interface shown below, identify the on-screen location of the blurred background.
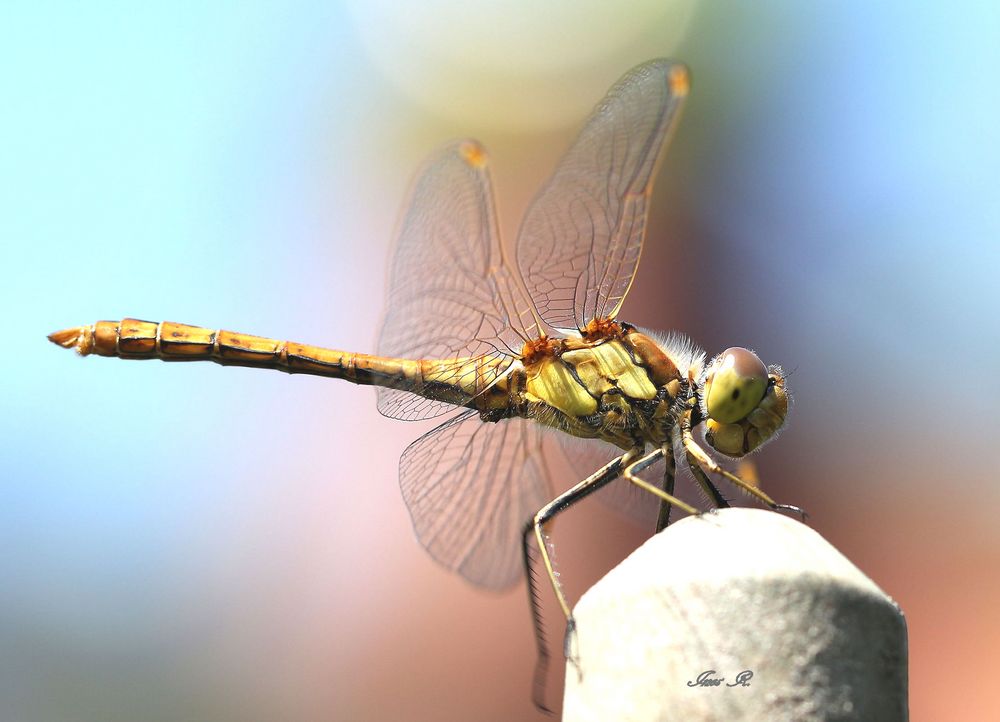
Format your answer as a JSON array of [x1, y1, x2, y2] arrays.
[[3, 1, 998, 720]]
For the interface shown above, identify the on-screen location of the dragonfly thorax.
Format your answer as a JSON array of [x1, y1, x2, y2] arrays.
[[510, 326, 690, 450]]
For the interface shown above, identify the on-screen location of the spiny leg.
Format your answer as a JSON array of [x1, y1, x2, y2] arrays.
[[681, 425, 806, 519], [521, 533, 556, 714], [685, 450, 730, 509], [522, 450, 637, 712], [624, 448, 701, 520], [654, 443, 677, 534]]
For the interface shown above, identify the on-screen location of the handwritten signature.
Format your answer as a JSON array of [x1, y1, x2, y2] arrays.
[[686, 670, 753, 688]]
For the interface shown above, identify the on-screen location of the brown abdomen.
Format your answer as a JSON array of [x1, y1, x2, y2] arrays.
[[49, 318, 504, 410]]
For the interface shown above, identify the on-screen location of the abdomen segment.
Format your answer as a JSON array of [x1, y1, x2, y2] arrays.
[[48, 318, 503, 409]]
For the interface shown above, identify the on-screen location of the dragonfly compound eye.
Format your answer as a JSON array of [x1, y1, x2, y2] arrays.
[[704, 347, 769, 424]]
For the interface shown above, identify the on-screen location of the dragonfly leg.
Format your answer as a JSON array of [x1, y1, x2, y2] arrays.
[[623, 448, 700, 518], [522, 449, 637, 711], [681, 426, 806, 519], [653, 443, 677, 533], [685, 451, 731, 509]]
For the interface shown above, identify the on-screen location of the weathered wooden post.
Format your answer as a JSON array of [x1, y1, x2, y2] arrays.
[[563, 508, 908, 721]]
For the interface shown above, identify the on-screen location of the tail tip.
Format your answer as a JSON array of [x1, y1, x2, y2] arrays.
[[48, 326, 93, 355]]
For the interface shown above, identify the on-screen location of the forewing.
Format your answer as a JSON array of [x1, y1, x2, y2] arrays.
[[516, 59, 688, 332], [399, 411, 552, 590], [377, 140, 532, 421]]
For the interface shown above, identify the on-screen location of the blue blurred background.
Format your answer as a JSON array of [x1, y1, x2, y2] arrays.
[[3, 2, 998, 720]]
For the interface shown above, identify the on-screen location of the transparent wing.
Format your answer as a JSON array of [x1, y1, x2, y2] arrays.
[[399, 410, 552, 590], [377, 140, 537, 421], [516, 59, 689, 332]]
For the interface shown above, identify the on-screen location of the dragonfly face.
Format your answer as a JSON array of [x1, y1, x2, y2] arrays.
[[50, 58, 803, 712], [699, 347, 790, 457]]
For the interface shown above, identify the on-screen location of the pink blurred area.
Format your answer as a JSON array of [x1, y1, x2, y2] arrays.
[[5, 2, 999, 721]]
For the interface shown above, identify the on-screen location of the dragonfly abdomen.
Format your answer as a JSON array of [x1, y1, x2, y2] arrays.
[[48, 319, 492, 407]]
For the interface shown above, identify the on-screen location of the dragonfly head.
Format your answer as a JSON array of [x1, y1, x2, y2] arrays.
[[700, 347, 789, 457]]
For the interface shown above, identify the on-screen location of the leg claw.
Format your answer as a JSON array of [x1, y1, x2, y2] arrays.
[[774, 503, 808, 521], [564, 616, 582, 680]]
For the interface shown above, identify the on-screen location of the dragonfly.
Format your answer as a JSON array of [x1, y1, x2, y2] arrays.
[[49, 58, 802, 711]]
